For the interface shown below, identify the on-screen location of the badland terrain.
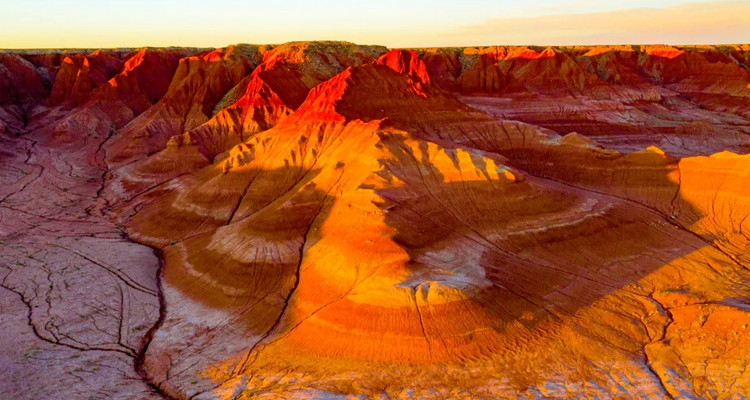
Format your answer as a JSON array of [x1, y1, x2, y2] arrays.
[[1, 42, 750, 399]]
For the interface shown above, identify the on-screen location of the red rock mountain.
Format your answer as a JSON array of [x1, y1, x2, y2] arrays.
[[1, 42, 749, 400]]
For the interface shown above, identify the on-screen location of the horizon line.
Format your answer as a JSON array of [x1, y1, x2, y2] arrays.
[[2, 41, 750, 52]]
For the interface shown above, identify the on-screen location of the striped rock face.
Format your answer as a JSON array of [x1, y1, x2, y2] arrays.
[[1, 43, 749, 399]]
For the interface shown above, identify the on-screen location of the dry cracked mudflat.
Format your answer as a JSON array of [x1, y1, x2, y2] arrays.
[[0, 121, 163, 398], [1, 43, 750, 399]]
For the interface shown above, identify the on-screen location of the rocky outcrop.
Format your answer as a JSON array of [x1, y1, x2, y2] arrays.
[[102, 45, 260, 167], [102, 42, 387, 205], [46, 51, 123, 106], [0, 53, 49, 105], [186, 41, 385, 161]]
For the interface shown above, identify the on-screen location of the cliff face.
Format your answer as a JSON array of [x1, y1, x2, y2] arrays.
[[1, 43, 750, 399]]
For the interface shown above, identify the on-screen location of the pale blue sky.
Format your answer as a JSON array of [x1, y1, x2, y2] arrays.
[[1, 0, 748, 48]]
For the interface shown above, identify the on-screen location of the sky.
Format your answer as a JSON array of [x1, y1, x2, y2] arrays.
[[1, 0, 748, 49]]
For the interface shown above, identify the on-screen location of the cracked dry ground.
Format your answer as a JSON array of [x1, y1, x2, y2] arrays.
[[0, 124, 163, 397], [2, 43, 750, 399]]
